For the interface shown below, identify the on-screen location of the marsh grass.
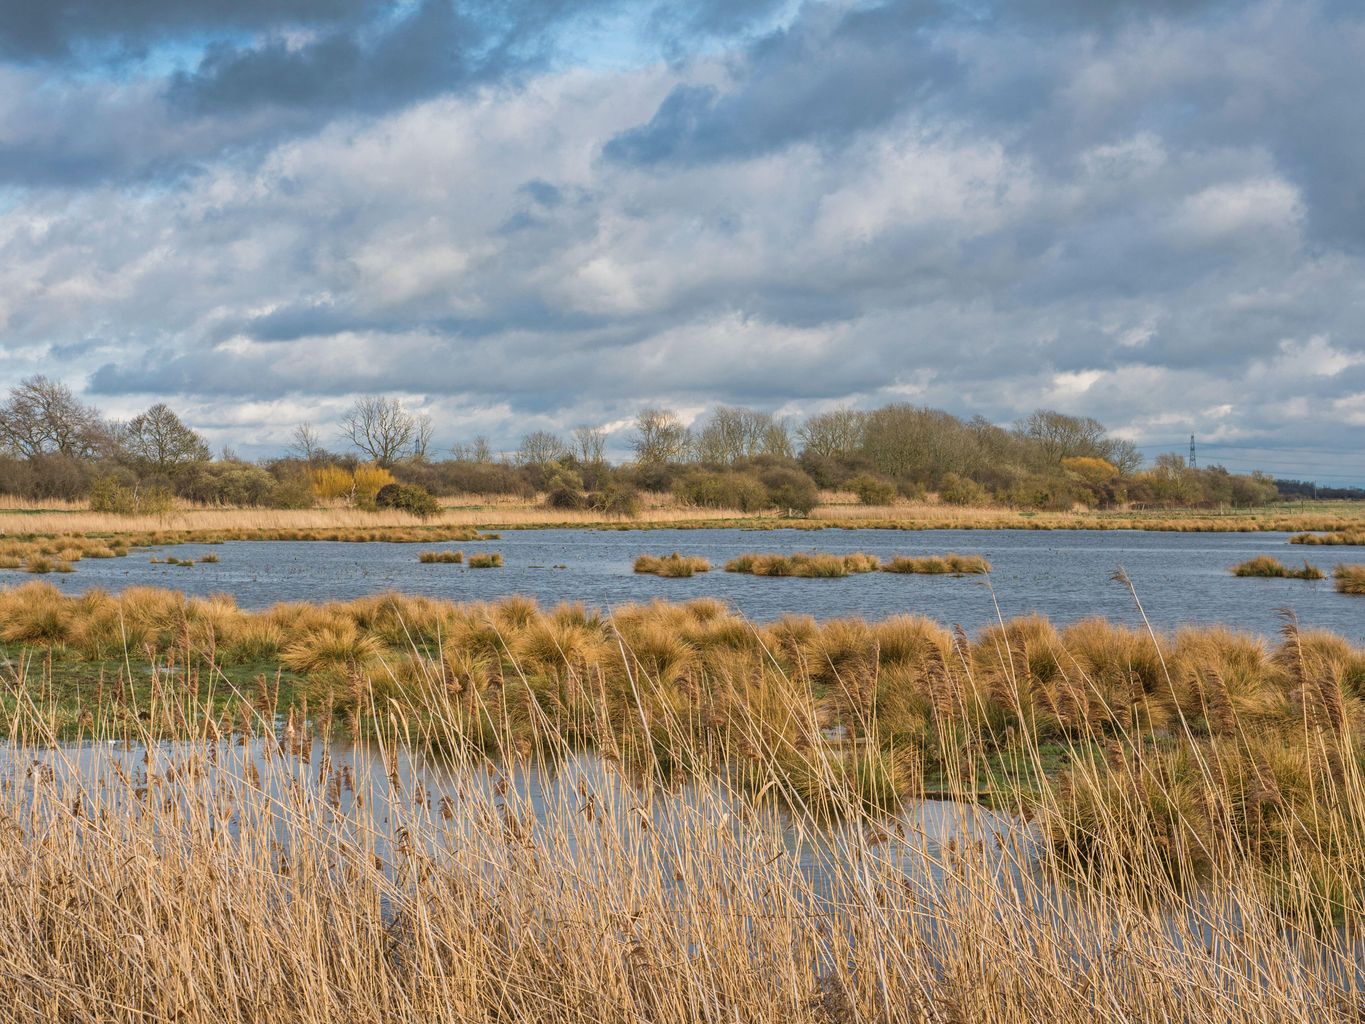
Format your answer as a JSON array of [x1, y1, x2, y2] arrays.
[[633, 552, 712, 577], [418, 550, 464, 564], [0, 587, 1363, 1021], [468, 552, 503, 568], [1291, 530, 1365, 546], [882, 553, 991, 575], [1232, 555, 1325, 579], [724, 552, 880, 577], [1333, 564, 1365, 594]]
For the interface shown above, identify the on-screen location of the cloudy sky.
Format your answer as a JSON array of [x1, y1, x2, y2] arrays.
[[2, 0, 1364, 480]]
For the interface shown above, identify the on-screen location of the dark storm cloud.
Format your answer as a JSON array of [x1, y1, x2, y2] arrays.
[[0, 0, 616, 189]]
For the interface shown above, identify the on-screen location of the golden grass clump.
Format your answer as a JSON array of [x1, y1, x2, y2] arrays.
[[279, 619, 384, 679], [1291, 530, 1365, 545], [468, 552, 503, 568], [1334, 564, 1365, 594], [1231, 555, 1324, 579], [724, 551, 880, 577], [632, 552, 712, 577], [418, 549, 464, 564], [882, 552, 991, 575]]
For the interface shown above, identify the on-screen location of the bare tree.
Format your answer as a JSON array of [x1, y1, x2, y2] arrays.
[[797, 408, 866, 459], [632, 407, 692, 464], [120, 403, 211, 475], [340, 396, 416, 467], [695, 406, 795, 463], [516, 430, 568, 467], [288, 422, 323, 464], [762, 418, 794, 459], [1014, 410, 1110, 464], [411, 413, 434, 462], [571, 424, 607, 465], [451, 436, 493, 463], [0, 375, 108, 459]]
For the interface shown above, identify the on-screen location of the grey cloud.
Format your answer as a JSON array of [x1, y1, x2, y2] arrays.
[[169, 0, 488, 116], [6, 0, 1365, 473], [0, 0, 384, 62], [605, 3, 959, 165]]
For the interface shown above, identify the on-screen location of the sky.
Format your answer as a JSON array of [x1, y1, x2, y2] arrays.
[[2, 0, 1365, 480]]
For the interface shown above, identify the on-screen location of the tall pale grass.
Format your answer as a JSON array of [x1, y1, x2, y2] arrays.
[[0, 596, 1363, 1022]]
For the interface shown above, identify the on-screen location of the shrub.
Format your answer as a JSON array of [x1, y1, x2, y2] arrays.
[[761, 467, 819, 515], [375, 483, 443, 520], [588, 481, 642, 518], [847, 473, 898, 506], [175, 461, 280, 507], [308, 465, 356, 501], [311, 464, 396, 506], [1061, 456, 1119, 485], [542, 467, 586, 510], [673, 470, 769, 512], [937, 473, 989, 507], [268, 476, 316, 509], [395, 459, 535, 498], [352, 464, 396, 504], [88, 477, 174, 516]]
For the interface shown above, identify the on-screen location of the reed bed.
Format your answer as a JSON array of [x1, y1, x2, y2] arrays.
[[633, 553, 712, 577], [0, 590, 1364, 1021], [725, 552, 881, 577], [1292, 530, 1365, 546], [0, 534, 130, 574], [468, 552, 503, 568], [882, 553, 991, 575], [1232, 555, 1325, 579], [1333, 564, 1365, 594], [418, 550, 464, 564], [814, 499, 1365, 534], [1, 497, 1361, 543]]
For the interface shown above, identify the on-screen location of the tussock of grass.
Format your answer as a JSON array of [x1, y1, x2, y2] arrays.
[[724, 551, 880, 577], [882, 552, 991, 575], [1334, 564, 1365, 594], [418, 550, 464, 564], [25, 555, 52, 574], [1291, 530, 1365, 545], [468, 552, 503, 568], [199, 553, 219, 563], [1232, 555, 1324, 579], [633, 552, 711, 577]]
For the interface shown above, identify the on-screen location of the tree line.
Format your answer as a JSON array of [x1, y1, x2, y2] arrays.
[[0, 377, 1286, 512]]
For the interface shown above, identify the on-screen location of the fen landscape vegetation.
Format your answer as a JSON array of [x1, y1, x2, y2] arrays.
[[1, 377, 1365, 1020]]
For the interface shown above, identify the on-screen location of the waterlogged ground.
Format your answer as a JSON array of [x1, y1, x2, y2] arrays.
[[2, 735, 1021, 897], [25, 527, 1365, 639]]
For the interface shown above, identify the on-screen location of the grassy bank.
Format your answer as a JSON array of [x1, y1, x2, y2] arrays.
[[1, 497, 1363, 544], [1, 584, 1364, 1021]]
